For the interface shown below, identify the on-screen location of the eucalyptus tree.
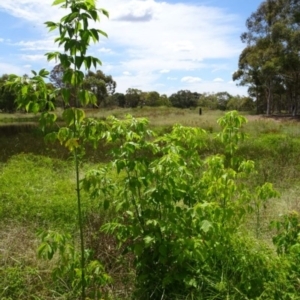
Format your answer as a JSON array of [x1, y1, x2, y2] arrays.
[[125, 88, 143, 108], [169, 90, 199, 108], [143, 91, 161, 106], [234, 0, 300, 115], [50, 64, 65, 89], [83, 70, 116, 107], [109, 92, 126, 107], [234, 40, 280, 115], [273, 0, 300, 115]]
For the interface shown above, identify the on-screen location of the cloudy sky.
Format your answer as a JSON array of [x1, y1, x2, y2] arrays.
[[0, 0, 262, 96]]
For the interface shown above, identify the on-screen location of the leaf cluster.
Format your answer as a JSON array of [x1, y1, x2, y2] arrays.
[[81, 111, 286, 299]]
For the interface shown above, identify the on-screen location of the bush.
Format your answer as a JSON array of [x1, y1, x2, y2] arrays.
[[81, 112, 291, 299]]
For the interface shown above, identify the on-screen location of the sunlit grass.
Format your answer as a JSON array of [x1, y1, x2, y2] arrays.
[[2, 108, 300, 298]]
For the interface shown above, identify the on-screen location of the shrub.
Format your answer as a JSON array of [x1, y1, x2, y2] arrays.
[[82, 111, 287, 299]]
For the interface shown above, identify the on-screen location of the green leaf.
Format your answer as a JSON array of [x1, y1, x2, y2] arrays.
[[200, 220, 213, 233], [75, 108, 85, 124], [75, 56, 84, 69], [89, 10, 98, 21], [65, 12, 79, 23], [45, 52, 59, 62], [44, 21, 58, 31], [92, 57, 102, 68], [45, 132, 58, 143], [65, 138, 79, 151], [103, 199, 109, 210], [98, 29, 108, 38], [32, 102, 40, 114], [84, 56, 92, 69], [39, 69, 50, 77], [101, 8, 109, 18], [144, 236, 154, 245], [63, 69, 73, 85], [63, 108, 75, 126], [21, 85, 28, 96], [90, 28, 99, 42], [52, 0, 65, 6], [57, 127, 71, 144], [61, 88, 71, 104], [134, 243, 144, 256]]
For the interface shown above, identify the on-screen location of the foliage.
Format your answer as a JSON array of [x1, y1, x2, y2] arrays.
[[271, 211, 300, 296], [83, 70, 116, 107], [157, 94, 172, 107], [143, 91, 161, 107], [0, 74, 17, 112], [38, 230, 111, 299], [125, 88, 143, 108], [0, 265, 42, 299], [198, 92, 253, 112], [108, 92, 126, 107], [169, 90, 200, 108], [3, 110, 300, 297], [226, 95, 255, 111], [4, 0, 300, 298], [82, 111, 286, 299], [234, 0, 300, 115], [5, 0, 111, 299], [271, 211, 300, 255]]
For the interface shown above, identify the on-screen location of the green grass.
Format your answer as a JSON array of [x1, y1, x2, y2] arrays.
[[0, 154, 82, 229], [0, 111, 39, 123], [2, 108, 300, 299]]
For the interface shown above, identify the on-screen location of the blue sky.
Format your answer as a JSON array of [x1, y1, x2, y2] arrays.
[[0, 0, 262, 96]]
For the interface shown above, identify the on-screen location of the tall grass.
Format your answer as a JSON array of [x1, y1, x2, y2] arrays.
[[2, 109, 300, 298]]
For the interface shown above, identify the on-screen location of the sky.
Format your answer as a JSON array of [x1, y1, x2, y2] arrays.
[[0, 0, 263, 96]]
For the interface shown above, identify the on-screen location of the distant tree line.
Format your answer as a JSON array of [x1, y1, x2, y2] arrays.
[[0, 64, 254, 112], [234, 0, 300, 116]]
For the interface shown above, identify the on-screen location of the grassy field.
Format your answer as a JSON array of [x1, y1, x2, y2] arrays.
[[1, 107, 300, 299]]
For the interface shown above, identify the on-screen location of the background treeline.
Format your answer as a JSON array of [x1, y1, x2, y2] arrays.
[[233, 0, 300, 116], [2, 0, 300, 116], [0, 65, 254, 112]]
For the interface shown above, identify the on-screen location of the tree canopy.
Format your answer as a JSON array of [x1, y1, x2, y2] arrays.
[[234, 0, 300, 115], [169, 90, 200, 108]]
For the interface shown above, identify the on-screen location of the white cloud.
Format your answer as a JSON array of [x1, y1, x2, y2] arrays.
[[160, 69, 170, 73], [14, 38, 58, 51], [0, 0, 60, 22], [211, 64, 230, 73], [0, 38, 4, 42], [114, 70, 161, 92], [165, 40, 195, 52], [23, 64, 31, 68], [181, 76, 202, 83], [0, 62, 24, 75], [21, 54, 46, 61], [113, 0, 157, 22], [213, 77, 224, 82], [0, 0, 247, 95], [98, 47, 113, 53]]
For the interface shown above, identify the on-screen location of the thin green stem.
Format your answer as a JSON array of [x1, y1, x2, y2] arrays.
[[126, 169, 145, 232], [73, 23, 85, 298], [256, 205, 260, 239], [75, 147, 86, 300]]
